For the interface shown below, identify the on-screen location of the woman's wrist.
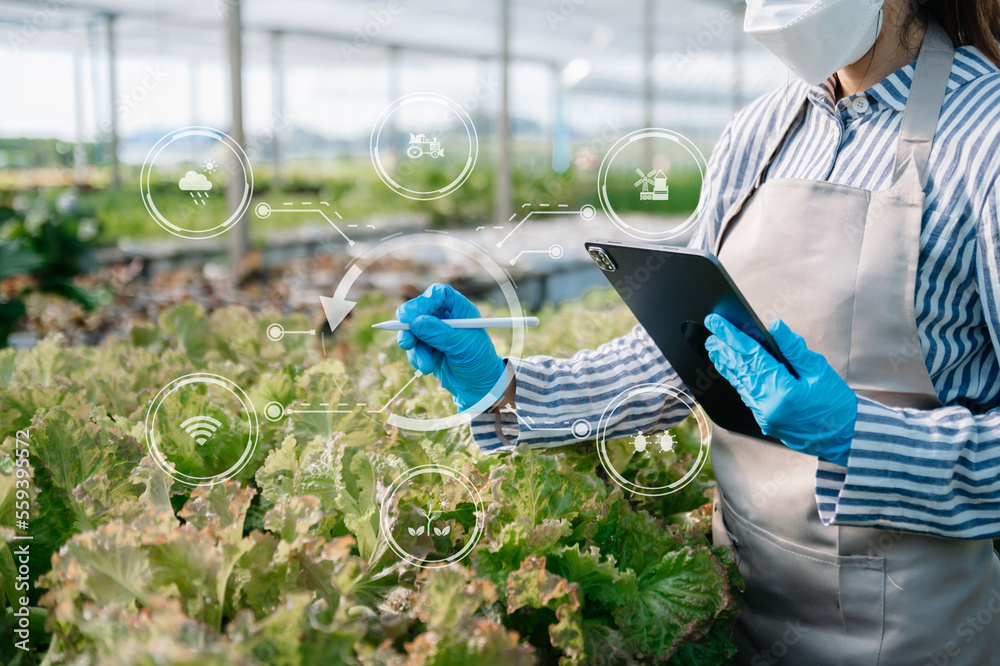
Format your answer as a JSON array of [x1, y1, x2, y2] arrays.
[[492, 360, 517, 409]]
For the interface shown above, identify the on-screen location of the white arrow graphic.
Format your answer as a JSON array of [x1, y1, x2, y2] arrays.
[[319, 295, 356, 332]]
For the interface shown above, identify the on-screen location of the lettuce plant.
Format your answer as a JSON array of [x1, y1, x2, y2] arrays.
[[0, 293, 740, 664]]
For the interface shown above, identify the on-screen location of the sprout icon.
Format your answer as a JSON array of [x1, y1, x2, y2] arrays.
[[408, 498, 451, 537]]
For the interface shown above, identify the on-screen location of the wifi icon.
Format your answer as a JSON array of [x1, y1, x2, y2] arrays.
[[180, 415, 222, 446]]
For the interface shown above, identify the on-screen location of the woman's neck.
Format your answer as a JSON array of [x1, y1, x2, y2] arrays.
[[834, 1, 925, 101]]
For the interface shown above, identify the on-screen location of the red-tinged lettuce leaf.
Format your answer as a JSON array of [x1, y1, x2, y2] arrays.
[[144, 522, 249, 630], [275, 434, 395, 564], [173, 483, 268, 628], [506, 554, 579, 615], [46, 595, 244, 665], [407, 563, 534, 665], [237, 523, 355, 620], [15, 407, 146, 592], [546, 543, 638, 617], [127, 455, 179, 519], [404, 618, 536, 666], [147, 482, 262, 629], [262, 494, 323, 544], [39, 520, 154, 609], [473, 516, 573, 594], [669, 619, 739, 666], [29, 407, 119, 507], [614, 546, 730, 660], [301, 436, 381, 559], [73, 451, 170, 528], [226, 529, 281, 616], [255, 435, 301, 505], [669, 546, 742, 665], [178, 480, 255, 543], [487, 448, 606, 529], [413, 565, 497, 633], [506, 554, 585, 664]]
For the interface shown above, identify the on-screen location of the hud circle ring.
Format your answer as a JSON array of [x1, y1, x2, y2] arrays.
[[379, 464, 485, 569], [144, 373, 259, 487], [140, 126, 254, 240], [370, 93, 478, 201], [334, 232, 524, 431], [596, 383, 710, 496], [597, 128, 708, 242]]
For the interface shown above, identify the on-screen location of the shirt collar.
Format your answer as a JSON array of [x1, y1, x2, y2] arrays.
[[804, 45, 991, 117]]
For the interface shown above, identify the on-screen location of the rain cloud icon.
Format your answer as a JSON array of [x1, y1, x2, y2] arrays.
[[179, 170, 212, 205]]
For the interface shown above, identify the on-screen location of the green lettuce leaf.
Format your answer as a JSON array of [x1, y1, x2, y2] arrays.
[[615, 546, 730, 659]]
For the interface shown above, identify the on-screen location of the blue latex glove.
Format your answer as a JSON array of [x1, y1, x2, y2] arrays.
[[396, 283, 508, 411], [703, 314, 858, 466]]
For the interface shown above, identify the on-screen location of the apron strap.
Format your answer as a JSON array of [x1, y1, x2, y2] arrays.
[[891, 19, 955, 187], [713, 90, 808, 254], [714, 18, 955, 254]]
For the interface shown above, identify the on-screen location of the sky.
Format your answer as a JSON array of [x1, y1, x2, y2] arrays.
[[0, 0, 783, 160]]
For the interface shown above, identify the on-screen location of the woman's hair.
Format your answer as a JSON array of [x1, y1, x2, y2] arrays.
[[907, 0, 1000, 67]]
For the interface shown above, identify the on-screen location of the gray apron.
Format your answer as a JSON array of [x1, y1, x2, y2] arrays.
[[710, 20, 1000, 665]]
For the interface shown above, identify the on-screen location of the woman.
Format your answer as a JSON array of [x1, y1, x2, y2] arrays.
[[395, 0, 1000, 663]]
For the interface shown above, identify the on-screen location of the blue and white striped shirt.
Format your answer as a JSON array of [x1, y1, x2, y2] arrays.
[[471, 45, 1000, 540]]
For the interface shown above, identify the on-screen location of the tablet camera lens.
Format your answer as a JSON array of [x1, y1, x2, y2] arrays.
[[588, 247, 617, 272]]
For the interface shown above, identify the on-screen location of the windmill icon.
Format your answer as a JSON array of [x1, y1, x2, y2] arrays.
[[634, 168, 669, 201]]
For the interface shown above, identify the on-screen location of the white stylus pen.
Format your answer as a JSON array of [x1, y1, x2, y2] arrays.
[[371, 317, 540, 331]]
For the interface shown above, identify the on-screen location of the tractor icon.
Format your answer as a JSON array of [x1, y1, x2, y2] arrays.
[[407, 133, 444, 159]]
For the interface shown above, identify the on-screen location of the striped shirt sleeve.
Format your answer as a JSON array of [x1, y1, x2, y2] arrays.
[[469, 118, 742, 454], [816, 182, 1000, 539], [469, 326, 689, 452]]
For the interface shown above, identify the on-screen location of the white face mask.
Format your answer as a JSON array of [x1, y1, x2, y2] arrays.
[[744, 0, 885, 85]]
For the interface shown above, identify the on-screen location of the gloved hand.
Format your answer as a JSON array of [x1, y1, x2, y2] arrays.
[[396, 283, 508, 411], [703, 314, 858, 467]]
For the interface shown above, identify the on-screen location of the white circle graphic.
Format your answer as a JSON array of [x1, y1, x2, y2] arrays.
[[370, 93, 478, 201], [379, 464, 485, 569], [144, 373, 259, 486], [263, 401, 285, 422], [266, 323, 284, 341], [139, 126, 254, 240], [332, 232, 524, 431], [597, 128, 708, 242], [596, 384, 710, 496]]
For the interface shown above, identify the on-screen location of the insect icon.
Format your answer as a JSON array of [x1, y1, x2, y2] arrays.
[[632, 431, 649, 454], [657, 431, 677, 453]]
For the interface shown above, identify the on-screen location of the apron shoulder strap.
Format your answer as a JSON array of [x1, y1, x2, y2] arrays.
[[713, 89, 808, 254], [891, 19, 956, 188]]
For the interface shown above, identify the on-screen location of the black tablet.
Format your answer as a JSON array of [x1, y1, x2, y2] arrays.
[[585, 238, 796, 441]]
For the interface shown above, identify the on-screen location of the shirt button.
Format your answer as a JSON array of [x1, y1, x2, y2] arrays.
[[852, 96, 871, 114]]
